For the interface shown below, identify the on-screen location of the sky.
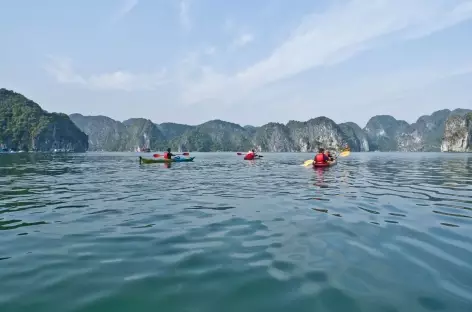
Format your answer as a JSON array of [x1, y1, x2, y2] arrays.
[[1, 0, 472, 127]]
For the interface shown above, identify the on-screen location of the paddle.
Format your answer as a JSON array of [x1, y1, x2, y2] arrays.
[[302, 150, 351, 167], [153, 152, 189, 158]]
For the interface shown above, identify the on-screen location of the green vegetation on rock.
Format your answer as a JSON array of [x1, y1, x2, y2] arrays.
[[0, 89, 88, 152]]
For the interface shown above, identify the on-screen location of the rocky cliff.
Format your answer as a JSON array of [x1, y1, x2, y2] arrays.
[[286, 117, 348, 152], [5, 88, 467, 153], [158, 122, 194, 141], [122, 118, 167, 151], [339, 122, 369, 152], [69, 114, 128, 151], [170, 120, 253, 152], [364, 115, 410, 151], [364, 109, 471, 152], [69, 108, 472, 152], [254, 122, 294, 152], [441, 113, 472, 152], [70, 114, 169, 151], [0, 89, 88, 152]]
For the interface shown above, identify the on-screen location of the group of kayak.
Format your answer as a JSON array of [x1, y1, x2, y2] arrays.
[[138, 148, 195, 164], [139, 147, 350, 167]]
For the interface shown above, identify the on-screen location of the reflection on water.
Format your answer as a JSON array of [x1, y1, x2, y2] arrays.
[[0, 152, 471, 312]]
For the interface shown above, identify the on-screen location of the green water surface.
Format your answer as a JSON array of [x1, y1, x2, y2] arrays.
[[1, 152, 471, 312]]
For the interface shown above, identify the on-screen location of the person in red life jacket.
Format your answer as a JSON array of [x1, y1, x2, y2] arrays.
[[244, 149, 257, 160], [164, 148, 174, 160], [314, 148, 330, 164]]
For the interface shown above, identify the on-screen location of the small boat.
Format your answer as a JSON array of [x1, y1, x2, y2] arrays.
[[243, 155, 263, 160], [139, 156, 195, 164], [313, 160, 337, 168]]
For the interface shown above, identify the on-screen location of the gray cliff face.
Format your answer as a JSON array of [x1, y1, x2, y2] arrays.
[[158, 123, 194, 141], [170, 120, 252, 152], [197, 120, 252, 151], [123, 118, 167, 151], [339, 122, 369, 152], [252, 117, 350, 152], [32, 113, 89, 152], [287, 117, 348, 152], [254, 123, 294, 152], [69, 114, 128, 151], [363, 109, 472, 152], [70, 115, 167, 151], [67, 107, 472, 153], [441, 113, 472, 152], [397, 109, 453, 152], [364, 115, 410, 151], [9, 87, 472, 153]]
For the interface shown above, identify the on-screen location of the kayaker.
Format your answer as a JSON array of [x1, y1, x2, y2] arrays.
[[164, 148, 174, 160], [314, 148, 330, 164], [325, 150, 335, 161], [245, 149, 257, 160]]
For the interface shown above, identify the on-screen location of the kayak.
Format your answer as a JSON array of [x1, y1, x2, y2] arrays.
[[139, 156, 195, 164], [313, 160, 336, 168], [244, 155, 263, 160]]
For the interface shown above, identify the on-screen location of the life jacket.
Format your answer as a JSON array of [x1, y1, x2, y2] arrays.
[[314, 153, 326, 164], [164, 152, 171, 159], [244, 150, 255, 160]]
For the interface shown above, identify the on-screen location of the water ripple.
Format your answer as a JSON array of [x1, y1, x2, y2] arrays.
[[0, 152, 471, 312]]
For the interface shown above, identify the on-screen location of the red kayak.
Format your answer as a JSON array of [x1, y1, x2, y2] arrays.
[[313, 160, 336, 168], [244, 155, 263, 160]]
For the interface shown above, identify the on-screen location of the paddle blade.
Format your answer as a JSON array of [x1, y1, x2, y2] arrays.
[[182, 152, 189, 156], [303, 159, 313, 167], [339, 150, 351, 157], [153, 154, 161, 158]]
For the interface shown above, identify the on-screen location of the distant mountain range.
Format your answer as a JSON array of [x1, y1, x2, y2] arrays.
[[70, 108, 472, 153], [0, 88, 470, 153]]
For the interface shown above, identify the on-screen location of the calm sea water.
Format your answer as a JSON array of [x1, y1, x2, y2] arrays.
[[0, 152, 471, 312]]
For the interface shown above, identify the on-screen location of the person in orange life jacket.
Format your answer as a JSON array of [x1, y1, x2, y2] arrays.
[[164, 148, 175, 159], [314, 148, 330, 164]]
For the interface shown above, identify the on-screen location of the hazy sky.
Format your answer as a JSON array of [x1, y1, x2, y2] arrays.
[[1, 0, 472, 127]]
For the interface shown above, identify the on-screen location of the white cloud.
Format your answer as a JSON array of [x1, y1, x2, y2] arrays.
[[111, 0, 138, 23], [232, 33, 254, 47], [44, 57, 168, 91], [179, 0, 472, 105], [179, 0, 191, 31]]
